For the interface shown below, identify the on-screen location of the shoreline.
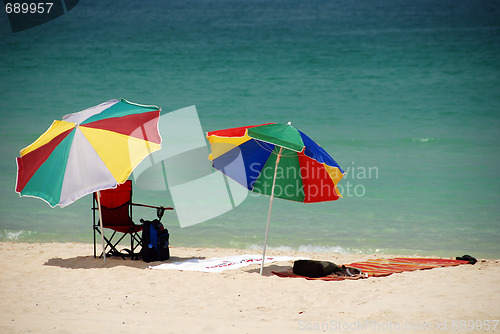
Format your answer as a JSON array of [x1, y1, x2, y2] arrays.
[[1, 242, 499, 333], [2, 233, 498, 260]]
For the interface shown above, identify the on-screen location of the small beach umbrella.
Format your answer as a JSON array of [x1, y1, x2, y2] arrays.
[[206, 122, 345, 275], [15, 99, 162, 260]]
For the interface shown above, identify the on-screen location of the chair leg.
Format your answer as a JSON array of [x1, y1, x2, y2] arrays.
[[94, 229, 126, 260], [130, 232, 142, 260], [131, 233, 134, 257], [93, 197, 97, 258], [93, 224, 143, 261], [105, 231, 127, 260], [93, 226, 97, 258]]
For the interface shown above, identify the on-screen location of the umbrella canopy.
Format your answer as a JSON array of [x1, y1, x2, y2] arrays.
[[207, 122, 345, 202], [206, 122, 345, 274], [16, 98, 162, 208]]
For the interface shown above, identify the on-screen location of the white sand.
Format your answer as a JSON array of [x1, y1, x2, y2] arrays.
[[0, 242, 499, 333]]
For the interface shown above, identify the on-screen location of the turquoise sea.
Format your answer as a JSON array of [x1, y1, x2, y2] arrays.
[[1, 0, 499, 259]]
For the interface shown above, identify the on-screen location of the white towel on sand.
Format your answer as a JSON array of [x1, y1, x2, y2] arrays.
[[150, 254, 297, 273]]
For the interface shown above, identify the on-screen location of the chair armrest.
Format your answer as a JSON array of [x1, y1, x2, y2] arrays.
[[133, 204, 174, 221], [131, 203, 174, 210]]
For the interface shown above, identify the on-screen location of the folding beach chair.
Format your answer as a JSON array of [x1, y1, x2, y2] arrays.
[[92, 180, 173, 259]]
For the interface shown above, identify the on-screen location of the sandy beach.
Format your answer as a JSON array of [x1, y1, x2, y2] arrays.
[[0, 242, 499, 333]]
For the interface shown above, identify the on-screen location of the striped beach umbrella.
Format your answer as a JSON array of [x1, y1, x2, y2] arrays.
[[15, 99, 162, 208], [206, 122, 345, 274]]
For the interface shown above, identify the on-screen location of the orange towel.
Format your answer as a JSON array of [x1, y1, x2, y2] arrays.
[[272, 258, 470, 281], [348, 258, 469, 277]]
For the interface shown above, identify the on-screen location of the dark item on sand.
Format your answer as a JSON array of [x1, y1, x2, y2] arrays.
[[141, 219, 170, 262], [456, 254, 477, 265], [293, 260, 342, 278]]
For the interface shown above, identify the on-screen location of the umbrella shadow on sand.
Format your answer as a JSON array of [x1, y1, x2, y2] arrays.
[[44, 255, 205, 270], [244, 264, 292, 277]]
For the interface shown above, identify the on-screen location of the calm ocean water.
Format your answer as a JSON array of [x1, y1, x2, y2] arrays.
[[1, 0, 499, 258]]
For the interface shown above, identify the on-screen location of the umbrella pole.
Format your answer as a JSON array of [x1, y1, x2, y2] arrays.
[[97, 191, 106, 263], [260, 147, 283, 276]]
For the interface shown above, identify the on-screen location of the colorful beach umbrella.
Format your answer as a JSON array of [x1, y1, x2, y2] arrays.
[[16, 98, 162, 208], [15, 99, 162, 261], [206, 122, 345, 274]]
